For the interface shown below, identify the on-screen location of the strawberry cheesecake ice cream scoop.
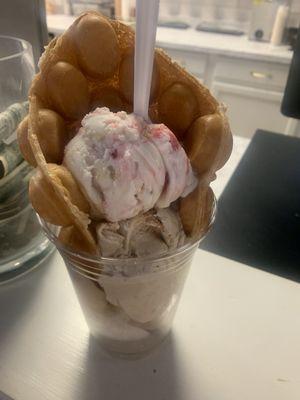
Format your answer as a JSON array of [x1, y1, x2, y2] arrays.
[[64, 107, 197, 222]]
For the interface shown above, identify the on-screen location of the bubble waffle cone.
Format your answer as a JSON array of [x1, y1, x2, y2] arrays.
[[179, 184, 215, 238], [18, 11, 232, 254]]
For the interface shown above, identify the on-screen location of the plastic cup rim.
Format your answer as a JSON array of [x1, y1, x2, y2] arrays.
[[38, 197, 217, 265]]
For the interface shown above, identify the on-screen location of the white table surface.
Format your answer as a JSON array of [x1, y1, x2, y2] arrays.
[[1, 136, 300, 400], [46, 14, 292, 64]]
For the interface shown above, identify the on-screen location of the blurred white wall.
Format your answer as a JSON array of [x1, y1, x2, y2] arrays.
[[159, 0, 299, 28], [46, 0, 300, 28]]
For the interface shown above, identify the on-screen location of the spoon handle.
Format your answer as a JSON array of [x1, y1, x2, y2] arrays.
[[134, 0, 160, 121]]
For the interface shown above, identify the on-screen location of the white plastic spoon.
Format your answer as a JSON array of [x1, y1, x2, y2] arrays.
[[134, 0, 160, 121]]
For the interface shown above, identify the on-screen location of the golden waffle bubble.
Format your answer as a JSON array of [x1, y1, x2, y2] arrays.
[[29, 163, 90, 226], [18, 109, 67, 165], [37, 109, 67, 163], [158, 82, 198, 138], [29, 166, 73, 226], [20, 11, 232, 252], [119, 51, 160, 104], [47, 62, 90, 119], [185, 112, 233, 177], [73, 14, 120, 78], [179, 184, 215, 237]]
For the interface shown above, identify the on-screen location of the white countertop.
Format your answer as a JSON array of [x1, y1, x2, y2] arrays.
[[47, 14, 292, 64], [1, 135, 300, 400], [157, 27, 292, 64]]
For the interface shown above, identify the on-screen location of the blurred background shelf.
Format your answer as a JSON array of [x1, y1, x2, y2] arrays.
[[1, 0, 299, 139], [47, 12, 298, 138]]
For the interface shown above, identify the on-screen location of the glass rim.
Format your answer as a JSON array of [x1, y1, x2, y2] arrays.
[[0, 35, 32, 62], [39, 199, 216, 264]]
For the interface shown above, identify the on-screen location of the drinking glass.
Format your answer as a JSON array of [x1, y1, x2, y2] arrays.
[[0, 36, 54, 283]]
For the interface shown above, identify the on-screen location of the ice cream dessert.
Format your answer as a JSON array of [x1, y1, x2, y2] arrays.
[[17, 11, 232, 355], [97, 207, 186, 257], [61, 106, 197, 259], [64, 107, 197, 223]]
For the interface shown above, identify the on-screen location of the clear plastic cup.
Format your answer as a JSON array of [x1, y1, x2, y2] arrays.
[[41, 209, 215, 358]]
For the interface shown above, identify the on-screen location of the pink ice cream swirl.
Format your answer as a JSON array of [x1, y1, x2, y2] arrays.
[[64, 107, 197, 222]]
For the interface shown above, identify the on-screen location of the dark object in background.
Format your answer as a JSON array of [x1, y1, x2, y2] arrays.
[[0, 0, 48, 66], [283, 27, 299, 50], [196, 22, 244, 36], [200, 130, 300, 283], [158, 21, 190, 30], [281, 30, 300, 119]]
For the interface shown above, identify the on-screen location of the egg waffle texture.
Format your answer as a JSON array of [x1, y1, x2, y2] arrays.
[[17, 11, 232, 255]]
